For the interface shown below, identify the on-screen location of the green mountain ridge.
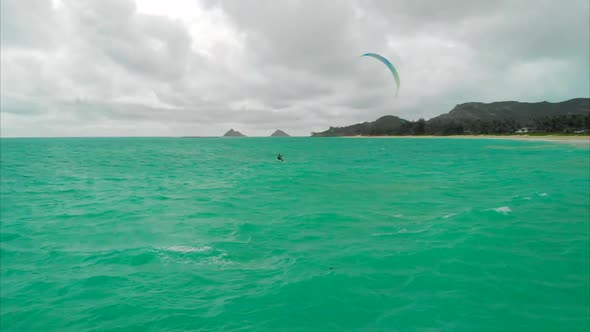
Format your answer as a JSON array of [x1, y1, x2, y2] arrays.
[[312, 98, 590, 136]]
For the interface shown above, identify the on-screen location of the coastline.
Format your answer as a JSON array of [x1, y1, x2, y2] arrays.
[[341, 134, 590, 146]]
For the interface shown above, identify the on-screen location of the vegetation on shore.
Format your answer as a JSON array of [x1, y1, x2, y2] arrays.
[[312, 98, 590, 137]]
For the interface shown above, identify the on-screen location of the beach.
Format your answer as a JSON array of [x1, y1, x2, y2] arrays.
[[343, 134, 590, 146]]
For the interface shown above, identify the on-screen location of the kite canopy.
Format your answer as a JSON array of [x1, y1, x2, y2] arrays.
[[361, 53, 400, 97]]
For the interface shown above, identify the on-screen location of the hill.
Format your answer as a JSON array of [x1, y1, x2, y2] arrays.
[[432, 98, 588, 123], [270, 129, 290, 137], [311, 98, 590, 136], [312, 115, 409, 136], [223, 129, 246, 137]]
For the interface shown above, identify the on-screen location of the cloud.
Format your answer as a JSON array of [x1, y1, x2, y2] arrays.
[[0, 0, 61, 49], [1, 0, 589, 137]]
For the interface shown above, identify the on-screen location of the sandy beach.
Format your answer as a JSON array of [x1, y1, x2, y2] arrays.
[[342, 135, 590, 146]]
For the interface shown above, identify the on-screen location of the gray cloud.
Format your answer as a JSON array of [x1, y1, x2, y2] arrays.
[[0, 0, 61, 49], [1, 0, 589, 137], [61, 0, 195, 84]]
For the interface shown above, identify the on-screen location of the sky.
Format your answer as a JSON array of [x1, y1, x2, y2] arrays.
[[1, 0, 589, 137]]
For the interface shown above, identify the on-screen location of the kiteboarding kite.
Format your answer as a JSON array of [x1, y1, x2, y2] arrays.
[[361, 53, 401, 97]]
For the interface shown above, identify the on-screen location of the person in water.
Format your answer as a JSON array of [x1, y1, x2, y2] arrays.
[[277, 154, 284, 162]]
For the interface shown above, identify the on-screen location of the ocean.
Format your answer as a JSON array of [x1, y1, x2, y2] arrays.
[[1, 137, 589, 331]]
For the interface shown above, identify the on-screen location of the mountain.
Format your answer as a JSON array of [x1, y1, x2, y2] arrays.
[[426, 98, 589, 135], [223, 129, 246, 137], [311, 98, 590, 136], [430, 98, 588, 123], [311, 115, 409, 137], [270, 129, 290, 137]]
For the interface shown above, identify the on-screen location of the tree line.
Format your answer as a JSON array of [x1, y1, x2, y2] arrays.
[[312, 114, 590, 136]]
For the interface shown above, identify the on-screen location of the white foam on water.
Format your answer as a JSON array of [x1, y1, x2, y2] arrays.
[[538, 193, 548, 197], [205, 252, 232, 266], [371, 232, 397, 237], [372, 228, 409, 236], [163, 246, 212, 253], [372, 228, 430, 236], [493, 206, 512, 214], [393, 214, 404, 218]]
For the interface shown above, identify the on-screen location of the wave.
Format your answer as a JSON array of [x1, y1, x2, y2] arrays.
[[492, 206, 512, 214], [160, 246, 212, 253], [371, 228, 429, 236], [152, 245, 232, 267], [371, 232, 399, 237]]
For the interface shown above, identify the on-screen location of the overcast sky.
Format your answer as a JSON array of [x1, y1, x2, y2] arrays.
[[1, 0, 589, 137]]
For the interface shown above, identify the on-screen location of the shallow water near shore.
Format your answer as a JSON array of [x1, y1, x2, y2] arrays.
[[1, 137, 589, 331]]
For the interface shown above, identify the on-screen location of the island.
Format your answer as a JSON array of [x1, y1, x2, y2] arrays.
[[223, 129, 246, 137], [270, 129, 290, 137]]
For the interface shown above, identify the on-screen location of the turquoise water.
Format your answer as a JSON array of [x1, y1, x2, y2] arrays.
[[1, 137, 589, 331]]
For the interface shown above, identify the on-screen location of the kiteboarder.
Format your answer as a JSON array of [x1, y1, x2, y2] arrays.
[[277, 154, 284, 162]]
